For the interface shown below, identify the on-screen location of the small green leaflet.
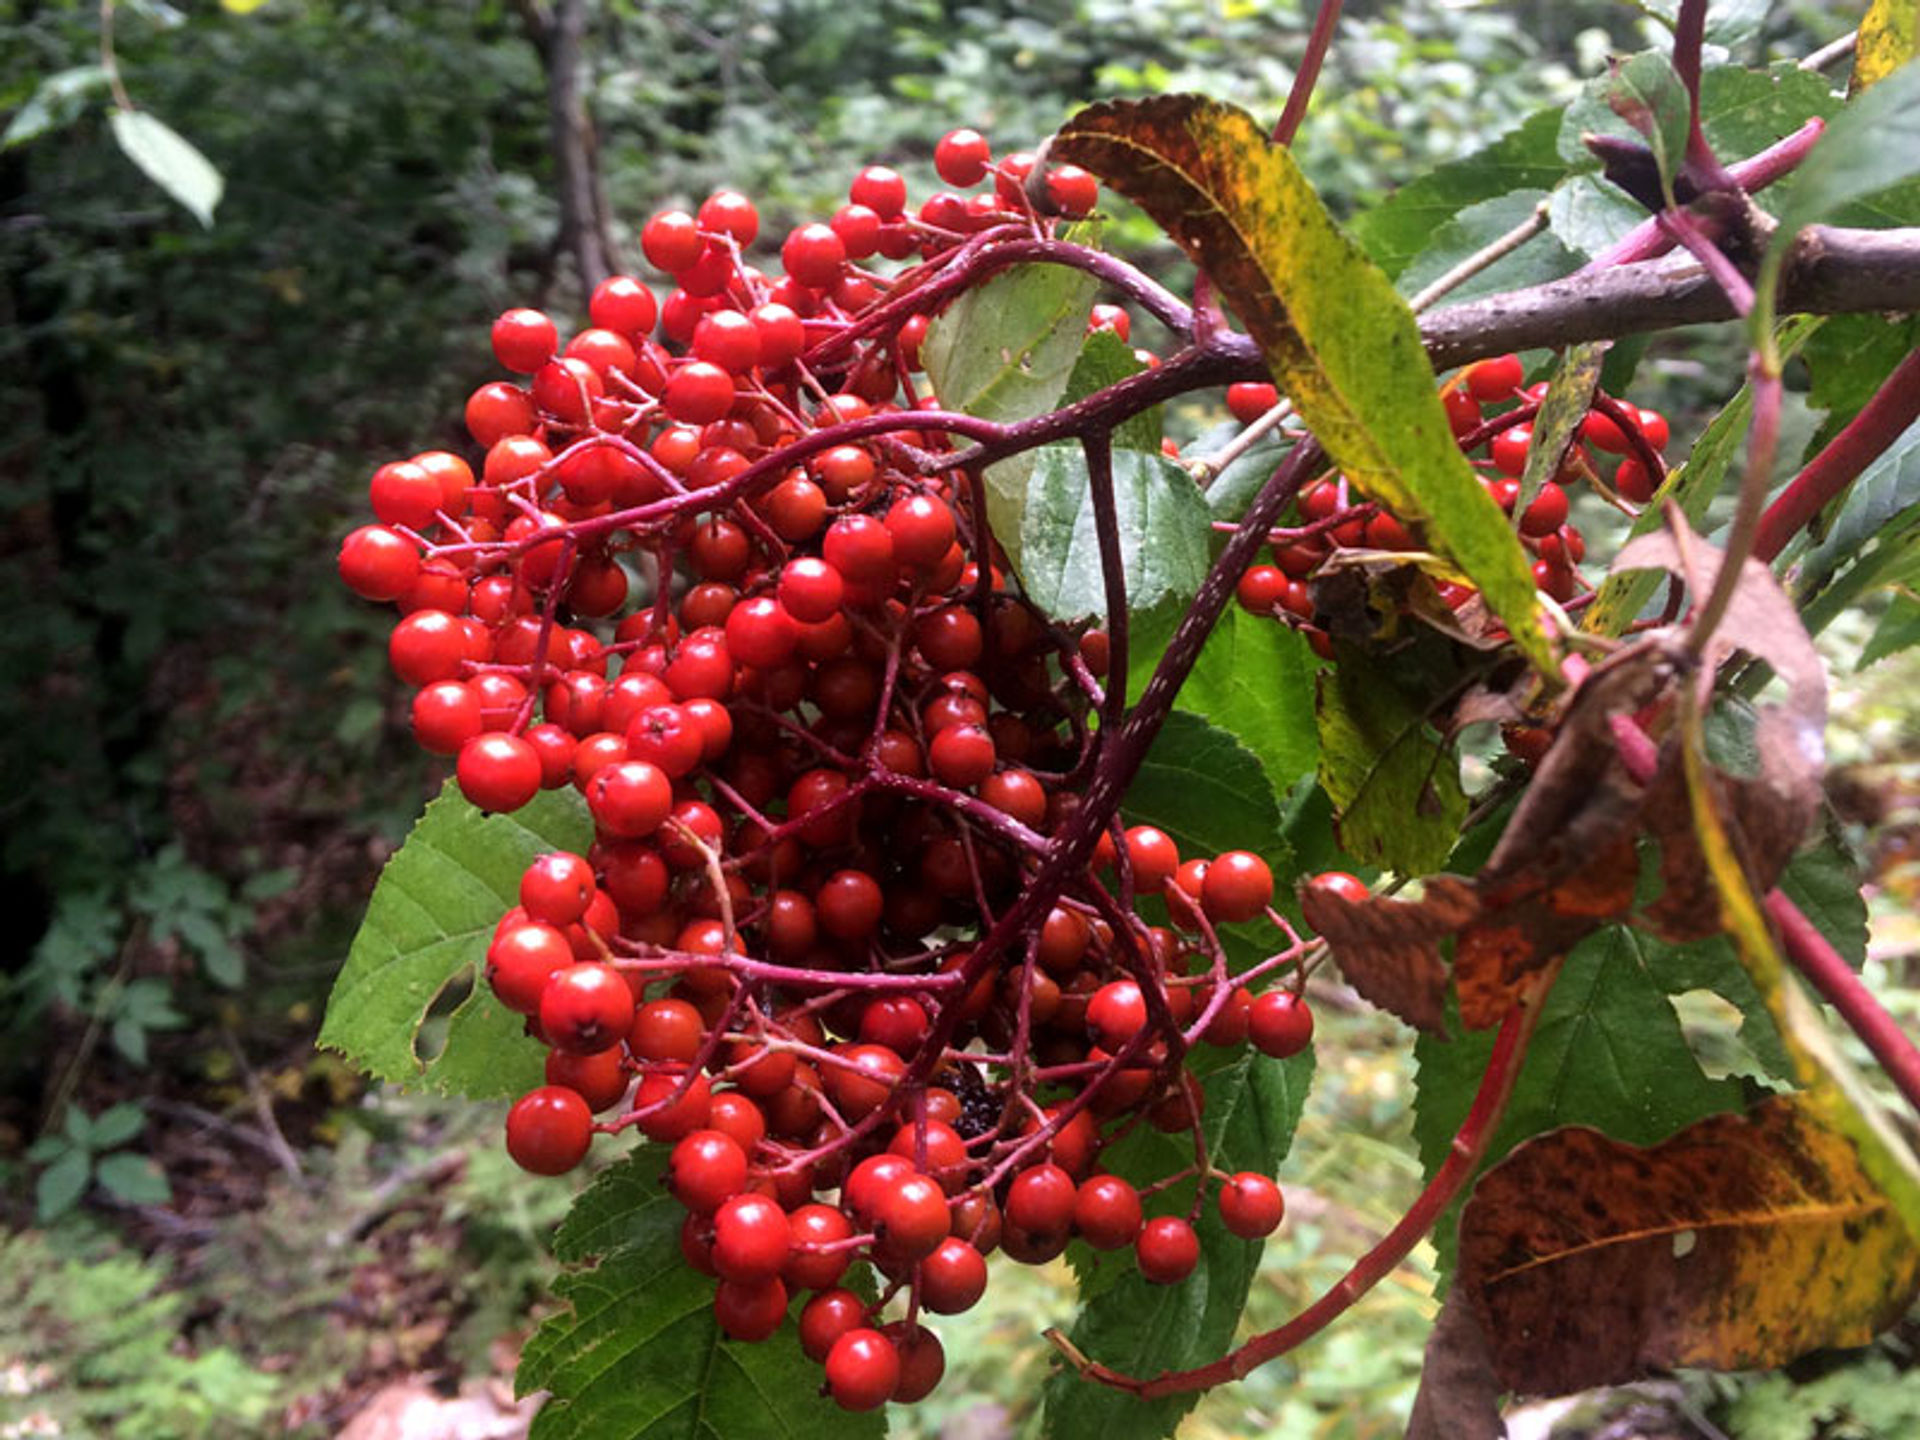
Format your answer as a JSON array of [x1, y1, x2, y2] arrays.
[[1063, 327, 1161, 453], [1043, 1044, 1314, 1440], [1, 66, 109, 149], [520, 1149, 883, 1440], [1862, 591, 1920, 668], [1315, 644, 1466, 877], [110, 109, 223, 228], [1018, 444, 1211, 629], [921, 261, 1099, 569], [1122, 711, 1289, 879], [319, 781, 593, 1099], [1606, 52, 1691, 206]]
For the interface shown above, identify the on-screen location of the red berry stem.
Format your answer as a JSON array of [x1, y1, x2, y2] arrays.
[[1082, 430, 1132, 737], [1049, 984, 1547, 1397], [1753, 346, 1920, 563]]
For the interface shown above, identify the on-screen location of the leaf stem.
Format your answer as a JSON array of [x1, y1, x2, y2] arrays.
[[1052, 981, 1547, 1397], [1686, 353, 1780, 657]]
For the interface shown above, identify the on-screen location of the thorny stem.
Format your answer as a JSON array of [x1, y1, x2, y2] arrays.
[[1274, 0, 1344, 147], [1051, 982, 1548, 1397]]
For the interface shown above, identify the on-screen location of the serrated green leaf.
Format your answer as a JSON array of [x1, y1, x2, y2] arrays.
[[90, 1103, 146, 1150], [1796, 415, 1920, 592], [922, 261, 1099, 569], [320, 781, 592, 1099], [1018, 445, 1211, 629], [36, 1148, 91, 1222], [1413, 925, 1747, 1274], [1, 66, 108, 149], [1053, 96, 1556, 677], [109, 109, 223, 228], [1124, 710, 1286, 872], [1314, 645, 1466, 876], [1350, 108, 1567, 280], [1173, 608, 1319, 805], [1607, 52, 1691, 204], [1044, 1044, 1313, 1440], [1806, 314, 1920, 435], [521, 1149, 881, 1440], [94, 1152, 172, 1206], [1064, 327, 1160, 453], [1585, 315, 1823, 635], [1776, 833, 1871, 970], [1547, 174, 1647, 257], [1861, 590, 1920, 667]]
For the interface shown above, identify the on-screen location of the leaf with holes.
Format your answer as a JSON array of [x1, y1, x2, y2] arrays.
[[1044, 1043, 1313, 1440], [519, 1149, 884, 1440], [319, 781, 592, 1098], [1456, 1095, 1920, 1395], [1052, 96, 1555, 677]]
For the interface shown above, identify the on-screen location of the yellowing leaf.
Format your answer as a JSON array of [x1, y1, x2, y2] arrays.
[[1457, 1094, 1920, 1395], [1052, 96, 1556, 677], [1856, 0, 1919, 93]]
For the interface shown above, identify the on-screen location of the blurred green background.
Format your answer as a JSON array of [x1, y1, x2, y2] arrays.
[[3, 2, 1907, 1437]]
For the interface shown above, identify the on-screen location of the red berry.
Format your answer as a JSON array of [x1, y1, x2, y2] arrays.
[[411, 681, 483, 755], [713, 1276, 788, 1341], [800, 1288, 867, 1362], [585, 760, 672, 838], [1519, 481, 1569, 538], [1491, 424, 1532, 476], [505, 1085, 592, 1175], [1201, 851, 1274, 924], [492, 307, 558, 374], [1005, 1162, 1076, 1238], [850, 165, 908, 218], [1636, 407, 1670, 451], [1443, 385, 1483, 438], [664, 361, 736, 426], [538, 962, 635, 1055], [824, 1329, 899, 1412], [544, 1046, 628, 1113], [339, 525, 420, 602], [712, 1193, 793, 1284], [1135, 1215, 1200, 1284], [1219, 1172, 1286, 1238], [1122, 825, 1181, 893], [928, 723, 996, 788], [642, 210, 703, 273], [872, 1172, 950, 1262], [782, 223, 847, 291], [1226, 381, 1279, 425], [487, 920, 573, 1015], [1615, 456, 1655, 504], [918, 1237, 988, 1314], [1086, 980, 1148, 1051], [698, 189, 759, 245], [884, 1322, 946, 1403], [1248, 990, 1314, 1059], [589, 274, 658, 337], [1073, 1174, 1144, 1251], [1463, 353, 1523, 402], [785, 1204, 855, 1291], [458, 733, 542, 813], [668, 1129, 749, 1213], [934, 129, 991, 187], [1045, 164, 1098, 217], [521, 852, 596, 926]]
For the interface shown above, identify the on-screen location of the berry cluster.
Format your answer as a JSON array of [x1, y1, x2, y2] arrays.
[[1228, 354, 1673, 651], [338, 131, 1321, 1411]]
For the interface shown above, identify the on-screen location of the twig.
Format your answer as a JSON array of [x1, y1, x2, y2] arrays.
[[1799, 30, 1858, 72], [220, 1027, 304, 1185], [1274, 0, 1344, 146], [1406, 200, 1550, 314], [1686, 355, 1779, 657]]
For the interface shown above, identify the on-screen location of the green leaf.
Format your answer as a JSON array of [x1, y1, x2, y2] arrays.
[[94, 1152, 172, 1207], [1632, 0, 1775, 49], [1314, 644, 1467, 876], [90, 1103, 146, 1150], [36, 1147, 91, 1222], [320, 781, 592, 1099], [1862, 591, 1920, 667], [1585, 315, 1823, 635], [1546, 175, 1648, 258], [1153, 608, 1319, 809], [1064, 327, 1160, 453], [1516, 343, 1605, 524], [1, 66, 109, 150], [921, 261, 1099, 567], [1123, 711, 1286, 873], [1796, 415, 1920, 592], [1043, 1044, 1313, 1440], [1018, 445, 1211, 629], [1052, 96, 1556, 677], [109, 109, 224, 228], [113, 1018, 149, 1067], [65, 1105, 94, 1147], [1606, 52, 1691, 204], [176, 910, 244, 987], [1349, 107, 1566, 280], [520, 1149, 880, 1440], [1806, 314, 1920, 433], [1413, 925, 1748, 1273], [1775, 833, 1871, 971]]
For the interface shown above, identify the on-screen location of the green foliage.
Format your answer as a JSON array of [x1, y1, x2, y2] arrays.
[[320, 781, 593, 1098], [1043, 1045, 1314, 1440], [26, 1101, 165, 1222], [1019, 444, 1213, 630], [108, 108, 223, 227], [1719, 1353, 1920, 1440], [0, 1228, 280, 1439], [519, 1148, 885, 1440]]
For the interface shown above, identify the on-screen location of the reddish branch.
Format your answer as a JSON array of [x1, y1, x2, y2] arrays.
[[1754, 347, 1920, 562], [1052, 990, 1546, 1397], [1274, 0, 1344, 147]]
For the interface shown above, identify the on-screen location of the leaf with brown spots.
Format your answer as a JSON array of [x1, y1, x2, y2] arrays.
[[1299, 874, 1473, 1035], [1456, 1094, 1920, 1396], [1051, 95, 1556, 677]]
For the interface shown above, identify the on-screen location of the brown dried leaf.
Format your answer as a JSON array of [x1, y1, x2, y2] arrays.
[[1407, 1288, 1508, 1440], [1300, 875, 1474, 1034], [1457, 1094, 1920, 1396]]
